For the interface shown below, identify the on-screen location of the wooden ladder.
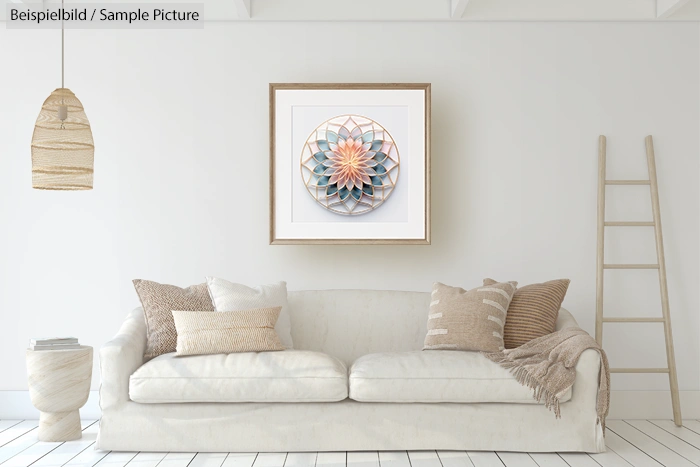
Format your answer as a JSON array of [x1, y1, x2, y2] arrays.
[[596, 135, 681, 426]]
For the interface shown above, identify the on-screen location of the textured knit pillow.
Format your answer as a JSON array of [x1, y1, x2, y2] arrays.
[[423, 281, 517, 352], [133, 279, 215, 359], [172, 307, 284, 356], [484, 278, 571, 349], [206, 277, 294, 349]]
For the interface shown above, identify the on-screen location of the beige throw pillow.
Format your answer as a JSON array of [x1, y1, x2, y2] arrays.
[[172, 307, 285, 356], [423, 281, 517, 352], [133, 279, 215, 359], [484, 278, 570, 349]]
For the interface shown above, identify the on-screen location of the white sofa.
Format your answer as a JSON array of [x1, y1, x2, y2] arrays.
[[97, 290, 605, 453]]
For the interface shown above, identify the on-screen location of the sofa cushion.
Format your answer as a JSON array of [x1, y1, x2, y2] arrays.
[[484, 278, 571, 349], [423, 281, 517, 352], [132, 280, 215, 359], [206, 278, 294, 349], [172, 307, 284, 356], [349, 351, 571, 404], [130, 350, 348, 403]]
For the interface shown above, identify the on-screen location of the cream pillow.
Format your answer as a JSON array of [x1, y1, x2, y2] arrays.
[[423, 281, 517, 352], [206, 278, 294, 349], [172, 307, 284, 356]]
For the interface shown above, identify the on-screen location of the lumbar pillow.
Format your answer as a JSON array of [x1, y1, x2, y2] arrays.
[[484, 278, 571, 349], [423, 281, 517, 352], [206, 277, 294, 349], [133, 279, 215, 359], [172, 307, 285, 356]]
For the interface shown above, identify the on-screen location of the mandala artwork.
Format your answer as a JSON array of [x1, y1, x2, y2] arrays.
[[300, 115, 400, 215]]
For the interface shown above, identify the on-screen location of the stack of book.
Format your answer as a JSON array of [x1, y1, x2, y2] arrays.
[[29, 337, 80, 351]]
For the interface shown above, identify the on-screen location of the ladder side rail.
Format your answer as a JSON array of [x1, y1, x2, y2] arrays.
[[595, 135, 607, 345], [645, 135, 682, 426]]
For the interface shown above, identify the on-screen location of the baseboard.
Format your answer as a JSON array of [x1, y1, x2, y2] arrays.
[[0, 390, 697, 420]]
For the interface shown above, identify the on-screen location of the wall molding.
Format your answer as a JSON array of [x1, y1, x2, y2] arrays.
[[0, 390, 698, 420]]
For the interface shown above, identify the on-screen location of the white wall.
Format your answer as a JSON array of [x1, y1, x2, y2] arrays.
[[0, 23, 698, 399]]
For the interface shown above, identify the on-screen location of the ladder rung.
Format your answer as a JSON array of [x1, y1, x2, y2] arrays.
[[603, 264, 660, 269], [610, 368, 669, 374], [605, 180, 651, 185], [603, 317, 665, 323], [604, 221, 655, 227]]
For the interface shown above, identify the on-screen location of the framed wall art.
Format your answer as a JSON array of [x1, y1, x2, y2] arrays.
[[270, 83, 431, 245]]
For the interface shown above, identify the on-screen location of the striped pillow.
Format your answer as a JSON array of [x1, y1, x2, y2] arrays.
[[484, 278, 570, 349], [172, 307, 285, 356], [423, 281, 517, 352]]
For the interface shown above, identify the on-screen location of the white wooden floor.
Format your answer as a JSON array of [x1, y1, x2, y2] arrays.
[[3, 419, 700, 467]]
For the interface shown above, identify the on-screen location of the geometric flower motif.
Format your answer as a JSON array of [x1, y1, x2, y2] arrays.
[[300, 115, 400, 215]]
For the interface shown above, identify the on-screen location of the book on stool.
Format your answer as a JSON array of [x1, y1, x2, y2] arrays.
[[29, 337, 80, 351]]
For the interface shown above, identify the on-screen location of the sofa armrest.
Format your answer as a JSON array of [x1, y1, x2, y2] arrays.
[[555, 308, 579, 331], [99, 308, 147, 409], [572, 347, 602, 410]]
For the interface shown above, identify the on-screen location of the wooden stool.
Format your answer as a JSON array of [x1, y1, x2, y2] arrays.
[[26, 346, 93, 441]]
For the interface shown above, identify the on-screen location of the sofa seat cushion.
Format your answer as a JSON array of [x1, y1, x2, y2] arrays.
[[349, 351, 571, 404], [130, 350, 348, 403]]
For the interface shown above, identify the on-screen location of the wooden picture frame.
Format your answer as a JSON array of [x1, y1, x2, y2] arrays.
[[270, 83, 431, 245]]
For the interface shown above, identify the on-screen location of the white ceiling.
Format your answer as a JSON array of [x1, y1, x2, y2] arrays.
[[2, 0, 700, 22]]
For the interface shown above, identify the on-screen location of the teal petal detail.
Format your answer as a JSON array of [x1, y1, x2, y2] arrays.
[[371, 176, 383, 186], [362, 184, 373, 196], [327, 131, 339, 143], [339, 187, 350, 200], [313, 152, 327, 163], [374, 152, 387, 163], [313, 165, 326, 175], [317, 140, 330, 151], [317, 176, 330, 186], [339, 127, 350, 139], [370, 140, 383, 151], [375, 164, 387, 175], [326, 184, 338, 196], [361, 131, 374, 143], [351, 186, 362, 201]]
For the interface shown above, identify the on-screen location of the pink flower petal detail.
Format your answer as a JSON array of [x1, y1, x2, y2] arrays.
[[329, 173, 340, 184], [361, 173, 371, 185], [347, 179, 354, 191]]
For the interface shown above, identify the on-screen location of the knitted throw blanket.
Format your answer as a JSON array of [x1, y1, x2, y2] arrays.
[[483, 327, 610, 430]]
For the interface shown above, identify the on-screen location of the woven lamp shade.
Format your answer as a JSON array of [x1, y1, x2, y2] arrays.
[[31, 88, 94, 190]]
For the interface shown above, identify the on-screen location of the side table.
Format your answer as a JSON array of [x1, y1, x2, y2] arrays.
[[26, 346, 93, 441]]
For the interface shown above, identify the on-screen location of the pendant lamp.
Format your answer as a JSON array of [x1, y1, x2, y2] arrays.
[[31, 3, 94, 191]]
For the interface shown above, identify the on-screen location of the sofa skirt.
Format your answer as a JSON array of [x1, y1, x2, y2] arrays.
[[96, 398, 605, 453]]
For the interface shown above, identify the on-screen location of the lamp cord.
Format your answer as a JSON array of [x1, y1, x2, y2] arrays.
[[61, 0, 64, 88]]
